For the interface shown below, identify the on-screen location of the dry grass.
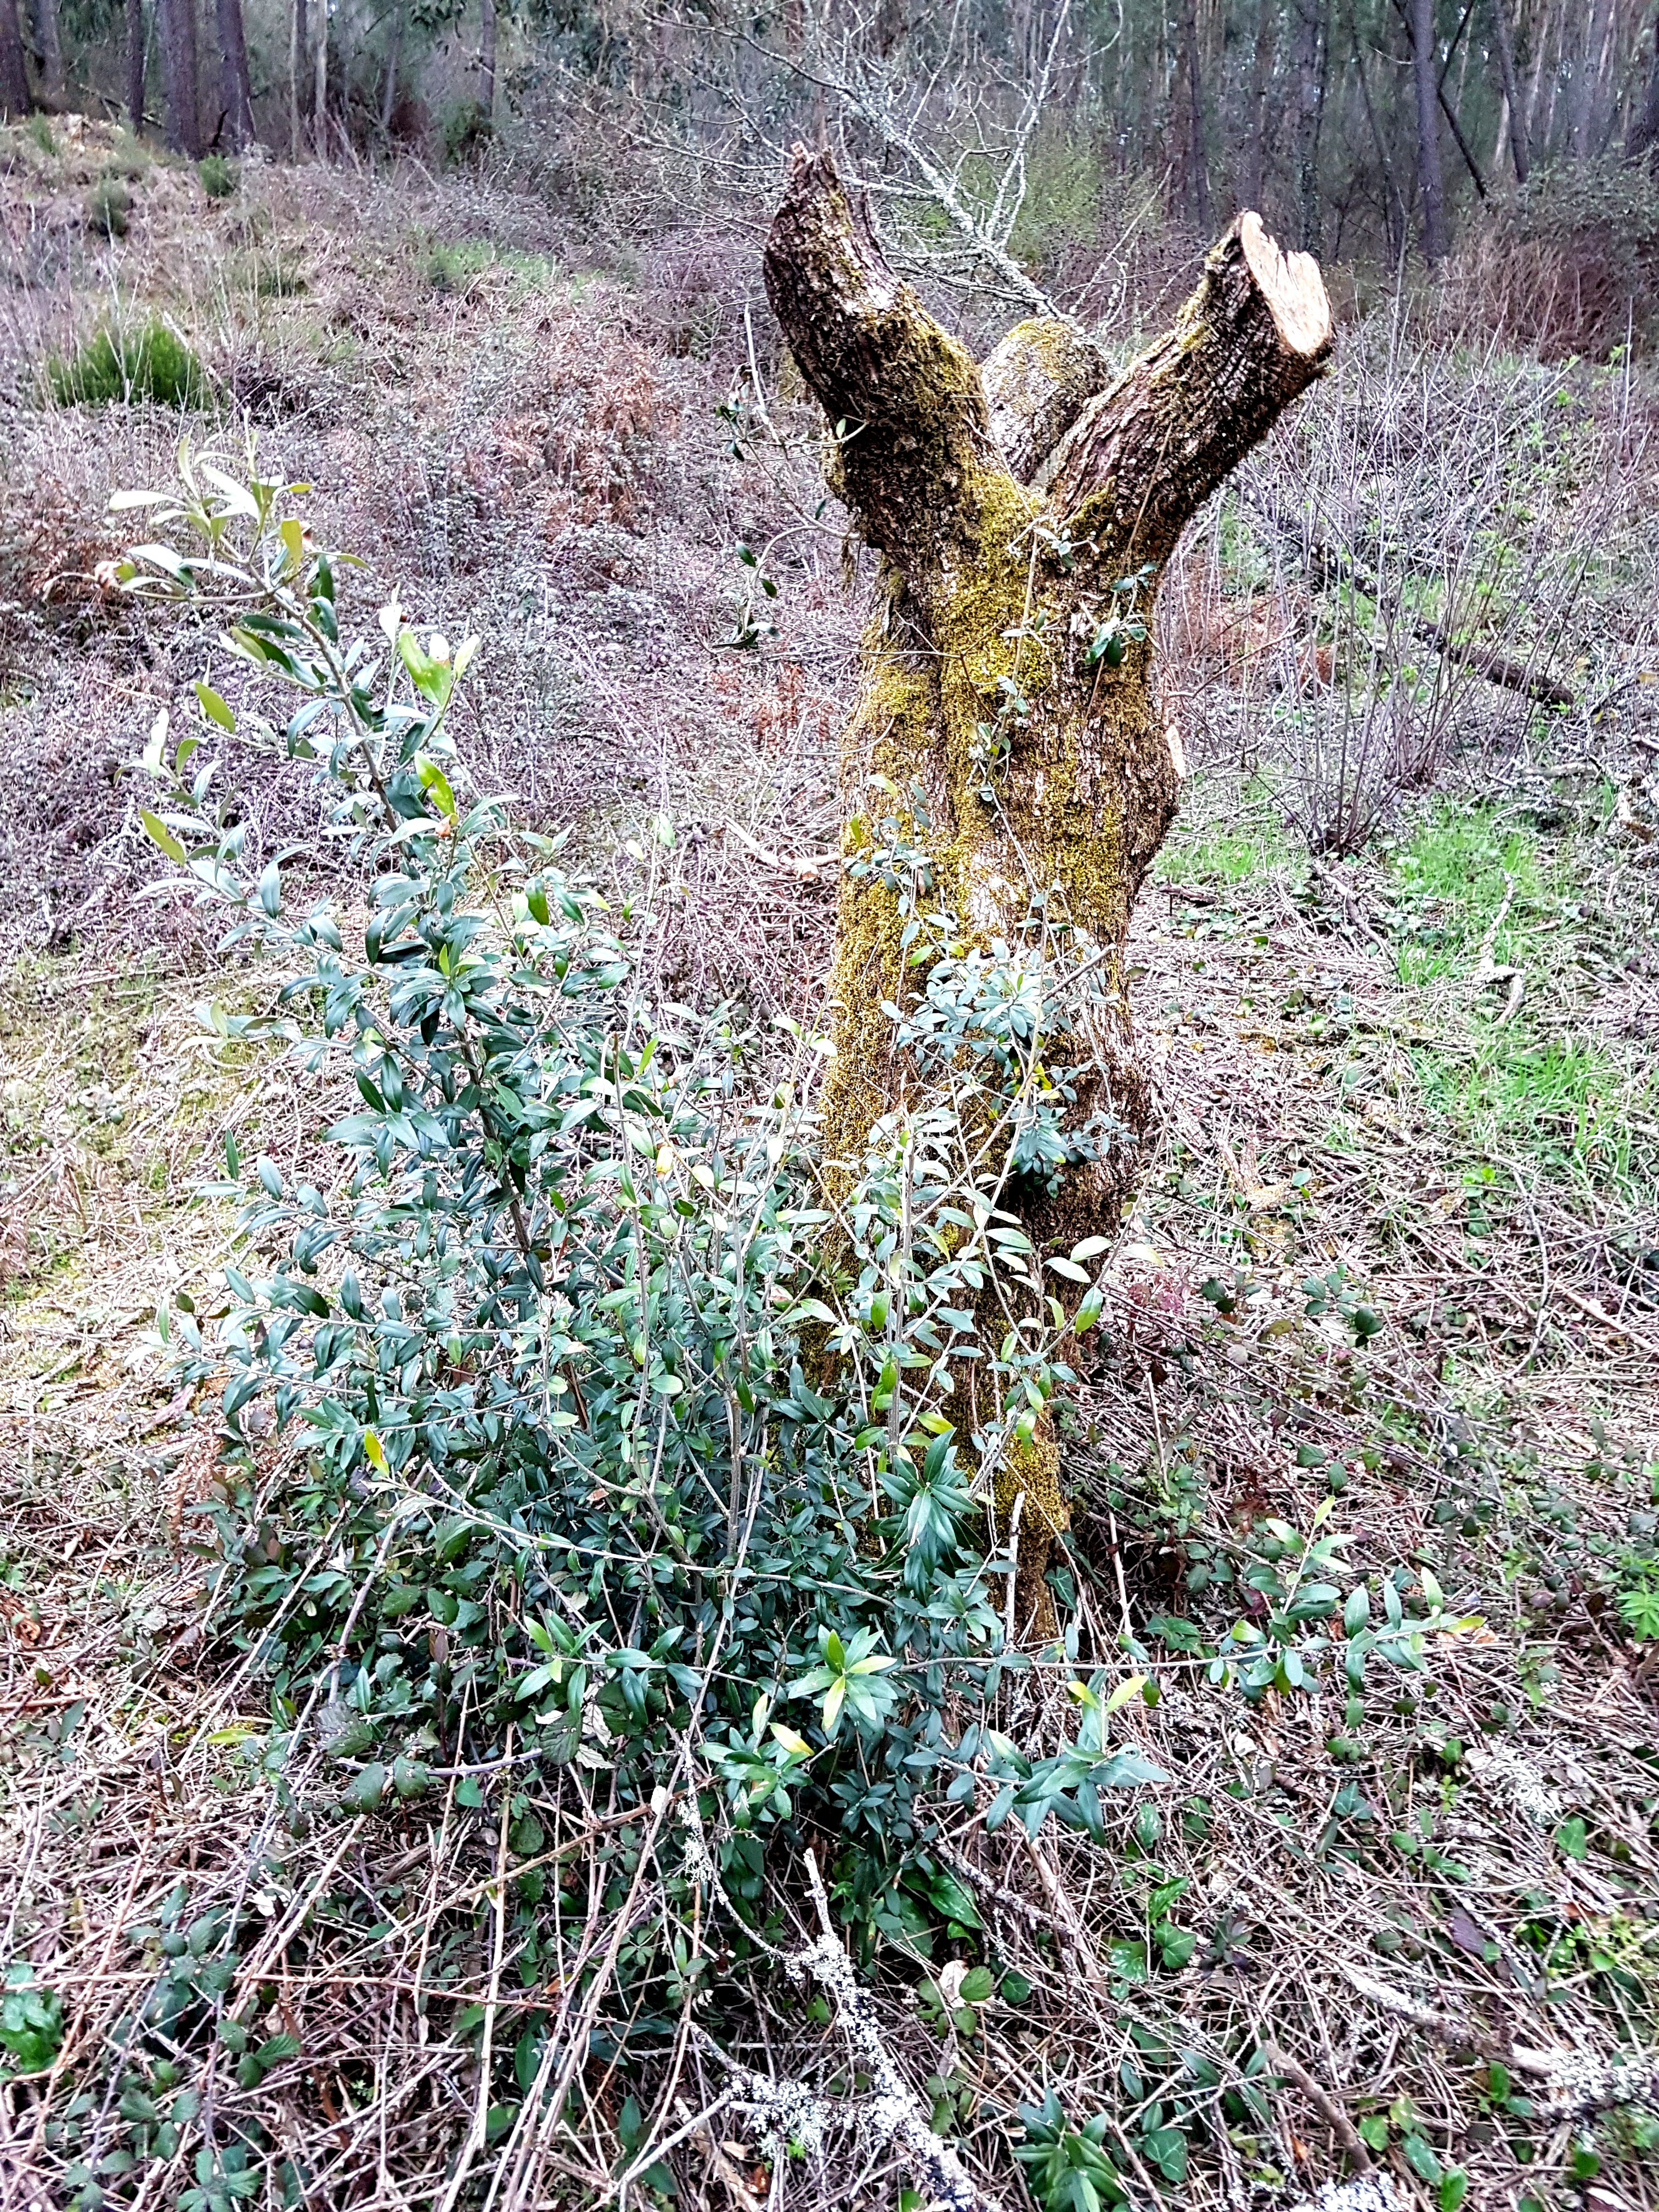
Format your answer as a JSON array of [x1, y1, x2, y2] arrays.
[[2, 115, 1658, 2212]]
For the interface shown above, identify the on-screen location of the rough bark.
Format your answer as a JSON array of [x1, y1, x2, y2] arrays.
[[764, 149, 1331, 1620], [1409, 0, 1448, 259], [216, 0, 254, 149], [0, 0, 30, 115], [126, 0, 145, 129], [1491, 0, 1529, 180], [156, 0, 200, 154]]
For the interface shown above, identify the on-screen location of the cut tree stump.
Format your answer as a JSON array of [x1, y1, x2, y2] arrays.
[[765, 150, 1333, 1617]]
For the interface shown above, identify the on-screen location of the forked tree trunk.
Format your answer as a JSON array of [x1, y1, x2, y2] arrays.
[[764, 150, 1331, 1619]]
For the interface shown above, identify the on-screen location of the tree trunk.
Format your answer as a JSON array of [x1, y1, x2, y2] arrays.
[[156, 0, 200, 154], [1178, 0, 1211, 234], [479, 0, 495, 122], [1571, 0, 1611, 159], [31, 0, 64, 103], [1628, 5, 1659, 172], [1490, 0, 1528, 180], [764, 150, 1331, 1620], [290, 0, 306, 159], [1410, 0, 1448, 259], [0, 0, 30, 114], [1353, 15, 1406, 261], [1294, 0, 1328, 253], [380, 0, 404, 133], [127, 0, 145, 127], [216, 0, 254, 149], [312, 0, 326, 155], [1243, 0, 1276, 214]]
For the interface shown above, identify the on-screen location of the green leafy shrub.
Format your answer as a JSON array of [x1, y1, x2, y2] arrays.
[[111, 448, 1165, 1991], [1616, 1541, 1659, 1641], [422, 236, 497, 292], [86, 177, 131, 239], [1015, 2091, 1126, 2210], [1, 1968, 64, 2075], [48, 322, 208, 410], [198, 153, 238, 200], [439, 97, 493, 168], [1455, 157, 1659, 358]]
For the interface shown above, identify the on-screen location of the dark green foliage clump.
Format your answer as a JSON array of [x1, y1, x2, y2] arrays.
[[47, 322, 208, 410], [198, 154, 238, 201], [111, 449, 1161, 1985], [86, 177, 131, 239]]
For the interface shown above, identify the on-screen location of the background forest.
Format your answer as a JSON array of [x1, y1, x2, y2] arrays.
[[2, 4, 1658, 2212]]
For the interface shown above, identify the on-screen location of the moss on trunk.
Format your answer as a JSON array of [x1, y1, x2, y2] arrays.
[[766, 150, 1333, 1627]]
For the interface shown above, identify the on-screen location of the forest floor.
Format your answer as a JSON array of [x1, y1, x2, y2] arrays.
[[2, 115, 1658, 2212]]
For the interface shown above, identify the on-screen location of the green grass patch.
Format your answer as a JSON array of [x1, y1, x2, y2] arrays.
[[46, 321, 208, 409], [1408, 1029, 1651, 1191], [1389, 806, 1540, 984], [1155, 812, 1291, 888], [421, 236, 556, 296], [86, 177, 130, 239], [198, 153, 239, 200]]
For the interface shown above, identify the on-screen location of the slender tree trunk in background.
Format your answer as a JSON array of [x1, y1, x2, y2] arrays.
[[1490, 0, 1528, 179], [290, 0, 306, 158], [312, 0, 326, 154], [1179, 0, 1211, 233], [127, 0, 145, 126], [1353, 15, 1405, 259], [1628, 6, 1659, 171], [479, 0, 495, 121], [1294, 0, 1328, 253], [1243, 0, 1275, 211], [31, 0, 64, 101], [1410, 0, 1448, 260], [156, 0, 201, 153], [764, 149, 1331, 1623], [1570, 0, 1611, 159], [216, 0, 253, 148], [0, 0, 29, 116], [380, 0, 404, 132]]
